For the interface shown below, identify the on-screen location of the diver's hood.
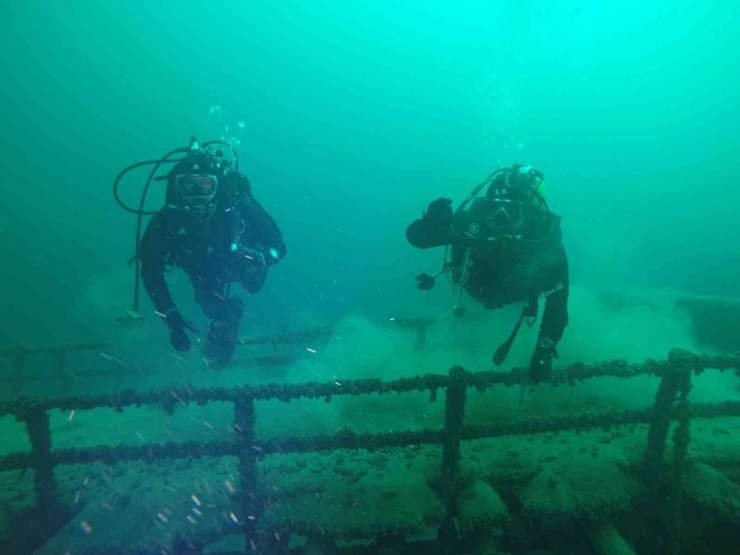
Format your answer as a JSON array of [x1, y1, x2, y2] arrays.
[[169, 153, 226, 180]]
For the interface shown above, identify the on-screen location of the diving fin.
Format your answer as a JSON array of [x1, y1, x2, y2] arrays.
[[204, 297, 243, 369], [116, 311, 143, 327], [493, 311, 525, 366], [493, 297, 538, 366]]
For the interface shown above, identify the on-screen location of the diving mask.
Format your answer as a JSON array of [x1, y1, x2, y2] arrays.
[[175, 174, 217, 196], [488, 198, 526, 227]]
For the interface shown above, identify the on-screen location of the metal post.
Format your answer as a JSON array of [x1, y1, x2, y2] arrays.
[[438, 366, 467, 546], [24, 408, 58, 519], [11, 347, 26, 396], [640, 350, 694, 555], [235, 396, 261, 552], [667, 361, 692, 554], [643, 363, 680, 487]]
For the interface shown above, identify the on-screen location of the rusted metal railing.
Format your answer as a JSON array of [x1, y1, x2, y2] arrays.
[[0, 318, 435, 396], [0, 349, 738, 553], [0, 343, 112, 396]]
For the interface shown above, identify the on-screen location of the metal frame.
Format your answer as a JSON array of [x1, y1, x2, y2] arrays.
[[1, 348, 739, 553]]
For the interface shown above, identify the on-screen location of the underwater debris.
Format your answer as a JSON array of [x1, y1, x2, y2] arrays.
[[79, 520, 92, 535]]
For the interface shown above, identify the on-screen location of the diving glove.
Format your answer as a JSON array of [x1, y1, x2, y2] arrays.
[[165, 309, 199, 352], [415, 273, 437, 290], [529, 337, 557, 383]]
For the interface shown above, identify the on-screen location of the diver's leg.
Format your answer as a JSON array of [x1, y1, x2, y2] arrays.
[[185, 265, 243, 367], [182, 261, 228, 320], [206, 295, 243, 344], [194, 282, 228, 320], [203, 293, 243, 368], [200, 269, 243, 367]]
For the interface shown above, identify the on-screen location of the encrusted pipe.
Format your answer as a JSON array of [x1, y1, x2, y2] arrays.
[[24, 408, 58, 518], [234, 395, 260, 551], [667, 365, 692, 554], [643, 360, 681, 487], [641, 350, 696, 555], [1, 352, 737, 417], [439, 366, 468, 544]]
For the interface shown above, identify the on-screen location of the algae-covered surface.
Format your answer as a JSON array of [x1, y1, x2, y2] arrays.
[[1, 297, 740, 553], [2, 412, 739, 554]]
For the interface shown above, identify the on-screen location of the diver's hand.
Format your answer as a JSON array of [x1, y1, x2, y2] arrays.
[[423, 198, 453, 224], [165, 310, 199, 352], [529, 338, 557, 383]]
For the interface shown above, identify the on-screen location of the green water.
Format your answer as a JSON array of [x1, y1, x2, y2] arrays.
[[1, 0, 738, 347], [1, 1, 739, 553]]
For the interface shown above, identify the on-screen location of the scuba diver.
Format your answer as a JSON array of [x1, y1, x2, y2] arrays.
[[114, 137, 286, 366], [406, 164, 569, 383]]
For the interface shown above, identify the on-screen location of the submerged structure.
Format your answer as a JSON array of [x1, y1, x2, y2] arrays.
[[0, 292, 739, 555]]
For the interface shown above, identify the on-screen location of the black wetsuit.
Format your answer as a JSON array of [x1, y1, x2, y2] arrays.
[[406, 204, 569, 346], [139, 173, 286, 320]]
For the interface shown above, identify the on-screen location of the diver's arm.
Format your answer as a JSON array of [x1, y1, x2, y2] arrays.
[[406, 198, 458, 249], [539, 285, 569, 344], [229, 196, 282, 295], [538, 249, 570, 344], [528, 250, 569, 381], [139, 213, 177, 315], [238, 196, 287, 263]]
